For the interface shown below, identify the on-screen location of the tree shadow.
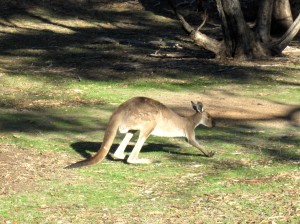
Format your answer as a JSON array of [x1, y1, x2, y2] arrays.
[[203, 117, 300, 163], [0, 110, 106, 133], [0, 0, 298, 86]]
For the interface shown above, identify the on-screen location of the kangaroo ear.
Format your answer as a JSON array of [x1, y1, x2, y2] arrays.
[[191, 101, 204, 112]]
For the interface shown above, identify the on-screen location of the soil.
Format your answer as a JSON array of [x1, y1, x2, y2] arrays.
[[156, 90, 300, 128], [0, 143, 74, 196]]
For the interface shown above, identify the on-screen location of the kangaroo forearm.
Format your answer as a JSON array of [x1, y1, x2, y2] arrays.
[[189, 139, 215, 157]]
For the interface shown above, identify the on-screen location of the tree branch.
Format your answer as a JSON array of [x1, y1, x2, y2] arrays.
[[176, 11, 194, 34], [167, 0, 194, 33], [191, 31, 223, 55], [167, 0, 222, 55], [195, 11, 207, 33]]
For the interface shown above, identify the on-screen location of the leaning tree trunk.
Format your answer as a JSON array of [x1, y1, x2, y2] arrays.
[[271, 13, 300, 53]]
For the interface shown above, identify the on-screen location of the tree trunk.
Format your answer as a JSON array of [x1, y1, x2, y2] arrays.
[[216, 0, 269, 59], [256, 0, 274, 43], [272, 0, 293, 33]]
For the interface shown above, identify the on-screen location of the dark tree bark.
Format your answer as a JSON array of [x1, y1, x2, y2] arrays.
[[169, 0, 300, 60], [216, 0, 269, 59], [256, 0, 274, 43]]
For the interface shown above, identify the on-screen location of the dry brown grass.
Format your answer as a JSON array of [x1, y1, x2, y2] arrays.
[[0, 143, 75, 196]]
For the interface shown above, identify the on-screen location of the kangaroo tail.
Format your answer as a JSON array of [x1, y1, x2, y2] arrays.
[[65, 115, 120, 169]]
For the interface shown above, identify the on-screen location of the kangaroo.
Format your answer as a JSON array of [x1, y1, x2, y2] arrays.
[[66, 97, 215, 168]]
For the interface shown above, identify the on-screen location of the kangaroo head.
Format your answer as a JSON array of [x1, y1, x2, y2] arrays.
[[191, 101, 215, 128]]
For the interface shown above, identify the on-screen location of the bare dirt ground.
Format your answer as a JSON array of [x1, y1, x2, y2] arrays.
[[0, 143, 74, 196], [155, 90, 300, 128]]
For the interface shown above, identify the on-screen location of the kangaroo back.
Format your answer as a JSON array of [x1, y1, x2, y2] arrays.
[[65, 114, 121, 169]]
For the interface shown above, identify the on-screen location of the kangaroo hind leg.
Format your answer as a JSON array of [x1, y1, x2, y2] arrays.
[[112, 131, 135, 160], [127, 126, 154, 164]]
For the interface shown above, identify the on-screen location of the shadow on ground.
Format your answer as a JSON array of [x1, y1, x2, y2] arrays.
[[70, 141, 200, 161]]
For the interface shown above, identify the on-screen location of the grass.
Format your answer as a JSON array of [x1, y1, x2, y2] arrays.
[[0, 1, 300, 223]]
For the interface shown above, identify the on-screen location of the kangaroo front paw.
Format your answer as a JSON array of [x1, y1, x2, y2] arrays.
[[206, 151, 215, 157]]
